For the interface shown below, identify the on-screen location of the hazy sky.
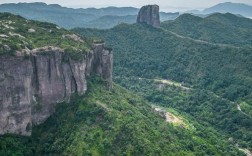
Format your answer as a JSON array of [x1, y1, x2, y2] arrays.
[[0, 0, 252, 11]]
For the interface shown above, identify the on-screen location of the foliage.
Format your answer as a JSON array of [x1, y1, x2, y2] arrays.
[[0, 77, 244, 155], [74, 14, 252, 150], [0, 13, 90, 58], [161, 13, 252, 47], [117, 77, 252, 150], [0, 3, 179, 29]]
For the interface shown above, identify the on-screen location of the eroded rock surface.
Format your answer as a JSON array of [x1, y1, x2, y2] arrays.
[[0, 43, 112, 136], [137, 5, 160, 27]]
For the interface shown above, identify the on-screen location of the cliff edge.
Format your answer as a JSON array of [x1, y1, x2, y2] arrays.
[[0, 13, 113, 136], [0, 43, 112, 136]]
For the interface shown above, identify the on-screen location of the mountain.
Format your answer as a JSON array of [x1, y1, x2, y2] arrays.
[[0, 2, 179, 29], [0, 12, 112, 135], [160, 12, 179, 21], [0, 12, 246, 155], [187, 2, 252, 18], [74, 13, 252, 151], [0, 78, 244, 155], [161, 13, 252, 46], [203, 2, 252, 17], [83, 15, 137, 29]]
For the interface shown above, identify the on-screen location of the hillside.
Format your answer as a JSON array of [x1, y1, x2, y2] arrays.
[[0, 77, 243, 155], [83, 15, 137, 29], [0, 12, 90, 56], [0, 3, 179, 29], [0, 4, 251, 155], [74, 16, 252, 150], [161, 13, 252, 46]]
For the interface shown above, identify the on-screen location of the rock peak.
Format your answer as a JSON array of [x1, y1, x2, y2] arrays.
[[137, 5, 160, 27]]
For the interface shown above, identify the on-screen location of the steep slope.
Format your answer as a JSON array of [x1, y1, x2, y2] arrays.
[[0, 13, 112, 135], [0, 78, 243, 155], [161, 13, 252, 46], [74, 19, 252, 149]]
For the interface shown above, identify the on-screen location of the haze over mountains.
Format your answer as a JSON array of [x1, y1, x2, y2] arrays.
[[1, 2, 252, 29], [187, 2, 252, 18], [0, 2, 179, 29], [0, 1, 252, 156]]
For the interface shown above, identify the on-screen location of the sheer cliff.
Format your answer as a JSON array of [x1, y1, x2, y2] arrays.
[[137, 5, 160, 27], [0, 13, 113, 136]]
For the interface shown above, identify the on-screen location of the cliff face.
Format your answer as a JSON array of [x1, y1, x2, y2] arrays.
[[0, 43, 112, 136], [137, 5, 160, 27]]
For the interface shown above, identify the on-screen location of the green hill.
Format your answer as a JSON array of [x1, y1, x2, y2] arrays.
[[74, 14, 252, 150], [161, 13, 252, 46], [0, 77, 243, 155], [83, 15, 137, 29], [0, 13, 90, 57]]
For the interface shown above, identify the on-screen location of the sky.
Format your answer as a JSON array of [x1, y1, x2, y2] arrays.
[[0, 0, 252, 12]]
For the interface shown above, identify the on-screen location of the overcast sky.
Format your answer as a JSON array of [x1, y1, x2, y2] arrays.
[[0, 0, 252, 11]]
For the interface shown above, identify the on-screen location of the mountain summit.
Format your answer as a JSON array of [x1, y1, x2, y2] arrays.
[[137, 5, 160, 27]]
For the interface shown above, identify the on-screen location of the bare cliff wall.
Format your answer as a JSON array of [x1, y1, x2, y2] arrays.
[[137, 5, 160, 28], [0, 43, 112, 136]]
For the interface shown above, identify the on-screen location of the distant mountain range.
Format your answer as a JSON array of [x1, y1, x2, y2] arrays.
[[1, 2, 252, 28], [187, 2, 252, 17], [0, 2, 179, 29]]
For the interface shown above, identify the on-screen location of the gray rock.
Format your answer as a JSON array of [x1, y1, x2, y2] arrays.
[[0, 43, 112, 136], [28, 28, 36, 33], [137, 5, 160, 27], [3, 45, 11, 51]]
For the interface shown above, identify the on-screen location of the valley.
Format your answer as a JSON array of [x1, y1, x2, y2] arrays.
[[0, 1, 252, 156]]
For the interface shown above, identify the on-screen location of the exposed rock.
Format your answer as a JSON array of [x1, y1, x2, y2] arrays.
[[0, 43, 112, 136], [62, 34, 84, 43], [9, 32, 25, 39], [137, 5, 160, 27], [2, 24, 15, 30], [3, 45, 11, 51], [92, 44, 113, 89], [28, 28, 36, 33], [0, 34, 9, 38]]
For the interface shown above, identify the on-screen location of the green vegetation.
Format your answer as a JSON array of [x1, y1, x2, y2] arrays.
[[116, 77, 252, 150], [0, 3, 179, 29], [0, 77, 244, 155], [161, 13, 252, 47], [74, 22, 252, 102], [0, 13, 90, 56], [74, 14, 252, 150]]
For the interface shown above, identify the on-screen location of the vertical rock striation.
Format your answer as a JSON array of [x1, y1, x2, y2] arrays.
[[0, 43, 112, 136], [137, 5, 160, 27]]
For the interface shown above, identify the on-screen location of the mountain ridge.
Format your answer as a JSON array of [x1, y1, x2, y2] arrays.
[[0, 2, 179, 29], [186, 2, 252, 17]]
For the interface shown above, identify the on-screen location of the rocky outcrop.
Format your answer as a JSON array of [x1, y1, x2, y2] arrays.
[[137, 5, 160, 27], [0, 43, 112, 136]]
